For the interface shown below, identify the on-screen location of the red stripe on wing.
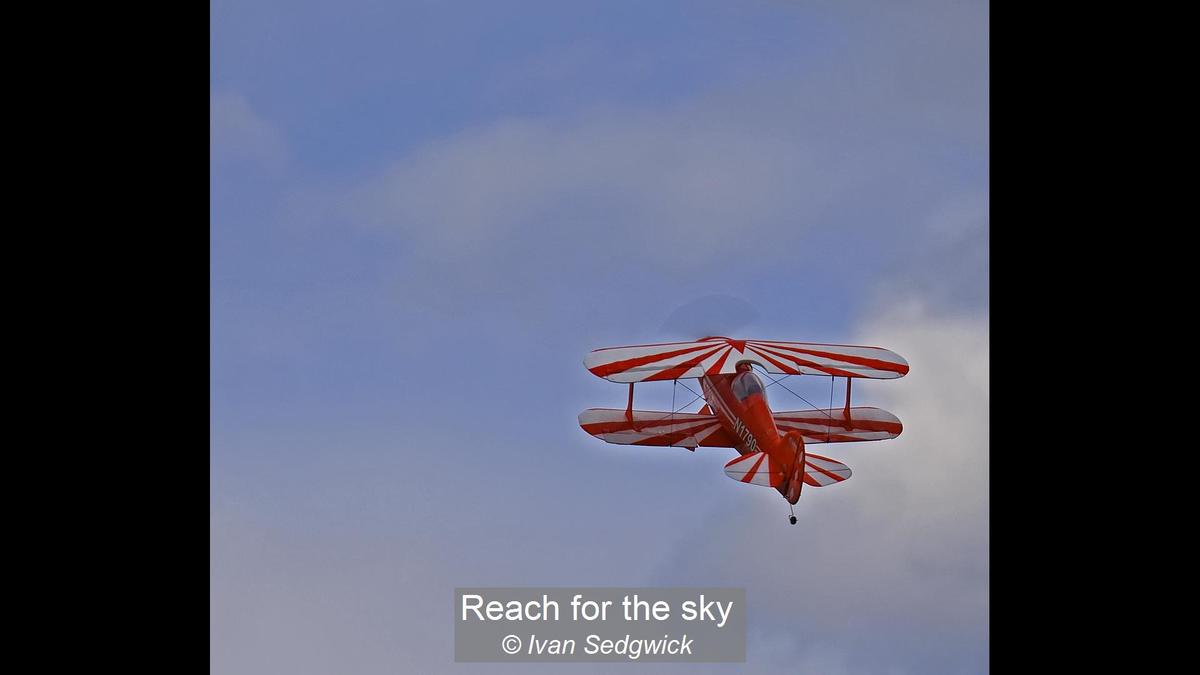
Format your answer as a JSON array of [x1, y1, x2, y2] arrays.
[[807, 431, 888, 443], [589, 343, 717, 378], [805, 459, 848, 482], [747, 344, 863, 378], [643, 345, 726, 381], [633, 423, 721, 447], [775, 415, 902, 435], [582, 415, 714, 434], [750, 341, 908, 376], [705, 345, 735, 375]]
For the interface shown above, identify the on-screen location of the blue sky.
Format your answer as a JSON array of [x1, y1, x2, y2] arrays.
[[212, 1, 988, 673]]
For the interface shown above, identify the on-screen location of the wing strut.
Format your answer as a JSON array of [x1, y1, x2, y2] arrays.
[[842, 378, 853, 430], [625, 382, 639, 430]]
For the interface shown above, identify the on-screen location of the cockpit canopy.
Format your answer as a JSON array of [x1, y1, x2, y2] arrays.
[[731, 370, 767, 403]]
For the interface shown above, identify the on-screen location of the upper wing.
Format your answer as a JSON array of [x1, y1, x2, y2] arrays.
[[578, 408, 736, 449], [584, 337, 908, 383], [774, 407, 903, 444]]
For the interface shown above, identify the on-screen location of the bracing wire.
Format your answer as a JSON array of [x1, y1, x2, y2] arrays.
[[753, 365, 833, 419], [674, 394, 702, 414], [675, 379, 703, 402], [645, 391, 703, 422]]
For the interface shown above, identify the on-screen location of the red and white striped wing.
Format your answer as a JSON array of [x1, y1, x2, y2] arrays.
[[773, 407, 903, 444], [803, 453, 852, 487], [584, 337, 908, 383], [578, 409, 736, 448], [723, 451, 785, 488]]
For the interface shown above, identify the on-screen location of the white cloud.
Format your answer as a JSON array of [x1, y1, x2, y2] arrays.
[[334, 14, 988, 273], [746, 630, 911, 675], [650, 298, 988, 672], [211, 91, 289, 172], [345, 107, 851, 266]]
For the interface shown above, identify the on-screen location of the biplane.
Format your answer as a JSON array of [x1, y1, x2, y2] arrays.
[[578, 337, 908, 524]]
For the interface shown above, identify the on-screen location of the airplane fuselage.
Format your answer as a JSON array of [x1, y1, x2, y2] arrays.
[[699, 367, 806, 504]]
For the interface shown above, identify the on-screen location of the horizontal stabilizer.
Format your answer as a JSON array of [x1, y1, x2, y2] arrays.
[[585, 337, 908, 383], [723, 452, 785, 488], [804, 453, 852, 487]]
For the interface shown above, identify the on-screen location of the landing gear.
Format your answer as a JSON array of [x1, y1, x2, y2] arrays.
[[789, 515, 797, 525]]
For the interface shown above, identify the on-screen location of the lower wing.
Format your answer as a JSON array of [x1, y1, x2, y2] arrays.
[[773, 407, 902, 443], [577, 408, 735, 448], [578, 406, 901, 449]]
